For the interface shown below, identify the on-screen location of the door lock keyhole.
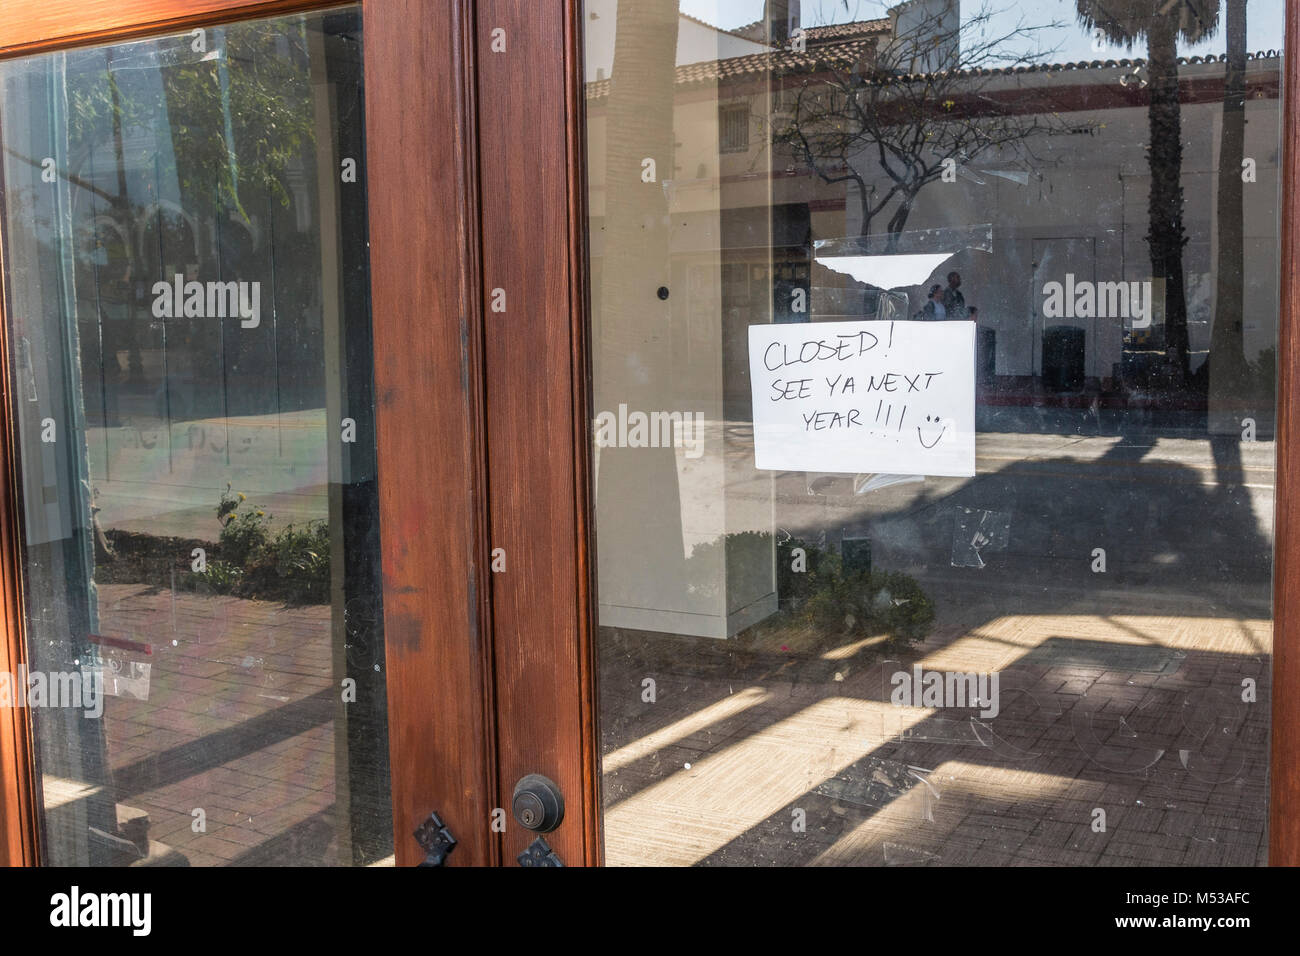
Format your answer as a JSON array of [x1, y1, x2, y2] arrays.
[[512, 773, 564, 833]]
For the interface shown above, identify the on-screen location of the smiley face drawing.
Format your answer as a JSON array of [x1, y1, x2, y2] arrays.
[[917, 414, 948, 449]]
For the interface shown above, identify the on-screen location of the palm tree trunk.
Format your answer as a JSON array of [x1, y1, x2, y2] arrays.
[[1146, 15, 1190, 383], [1210, 0, 1248, 394]]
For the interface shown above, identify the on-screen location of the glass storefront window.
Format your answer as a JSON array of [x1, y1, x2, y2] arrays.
[[584, 0, 1281, 866], [0, 7, 390, 866]]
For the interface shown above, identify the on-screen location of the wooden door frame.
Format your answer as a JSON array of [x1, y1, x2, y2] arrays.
[[1270, 0, 1300, 867], [3, 0, 1300, 869], [0, 0, 498, 866], [491, 0, 1300, 867], [475, 0, 602, 867]]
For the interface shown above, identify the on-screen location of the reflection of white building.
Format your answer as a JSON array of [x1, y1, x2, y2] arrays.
[[584, 8, 1280, 637], [586, 12, 1282, 386], [834, 59, 1282, 386], [582, 1, 771, 83]]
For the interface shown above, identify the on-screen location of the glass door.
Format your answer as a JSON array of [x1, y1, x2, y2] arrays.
[[579, 0, 1286, 866], [0, 1, 496, 867]]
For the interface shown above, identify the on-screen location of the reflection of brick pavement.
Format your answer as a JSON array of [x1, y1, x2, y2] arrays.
[[96, 584, 346, 866], [600, 581, 1272, 867]]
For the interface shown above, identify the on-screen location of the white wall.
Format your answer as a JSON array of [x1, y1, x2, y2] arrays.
[[584, 0, 771, 83]]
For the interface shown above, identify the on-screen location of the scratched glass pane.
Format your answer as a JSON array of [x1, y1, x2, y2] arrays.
[[585, 0, 1278, 866], [0, 8, 392, 865]]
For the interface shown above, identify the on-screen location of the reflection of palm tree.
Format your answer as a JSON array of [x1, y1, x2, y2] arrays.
[[1210, 0, 1248, 397], [1076, 1, 1222, 385]]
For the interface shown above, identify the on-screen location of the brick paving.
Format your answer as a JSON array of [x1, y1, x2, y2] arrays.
[[599, 582, 1271, 866], [79, 577, 1271, 867], [593, 430, 1275, 866], [67, 427, 1278, 867], [86, 576, 1270, 867], [92, 583, 361, 866]]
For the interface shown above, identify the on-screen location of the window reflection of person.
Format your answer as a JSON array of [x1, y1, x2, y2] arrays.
[[943, 271, 965, 314], [915, 284, 947, 320]]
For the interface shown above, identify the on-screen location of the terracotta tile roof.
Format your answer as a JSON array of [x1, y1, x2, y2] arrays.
[[723, 17, 892, 44], [586, 37, 879, 99], [678, 9, 772, 43], [941, 49, 1281, 81], [804, 20, 893, 42], [584, 18, 1281, 101], [728, 19, 766, 43]]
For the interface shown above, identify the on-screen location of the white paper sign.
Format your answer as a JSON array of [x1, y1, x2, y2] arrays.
[[748, 320, 975, 477]]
